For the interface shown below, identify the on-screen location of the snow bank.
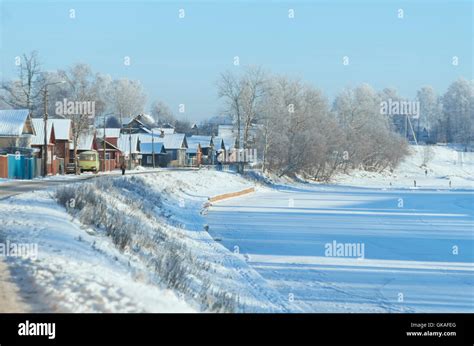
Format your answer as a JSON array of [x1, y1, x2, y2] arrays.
[[0, 170, 288, 312], [0, 191, 194, 313], [332, 145, 474, 189]]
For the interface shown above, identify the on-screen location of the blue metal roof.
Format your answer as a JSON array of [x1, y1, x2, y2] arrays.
[[139, 142, 166, 154]]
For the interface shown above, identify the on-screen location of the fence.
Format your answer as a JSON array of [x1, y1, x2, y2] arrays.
[[5, 155, 38, 179], [0, 155, 8, 178]]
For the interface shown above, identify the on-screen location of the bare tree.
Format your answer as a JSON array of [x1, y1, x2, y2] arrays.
[[0, 51, 42, 112], [58, 64, 100, 173], [150, 100, 175, 125], [217, 67, 267, 149], [108, 79, 147, 124], [217, 71, 244, 149], [442, 78, 474, 147]]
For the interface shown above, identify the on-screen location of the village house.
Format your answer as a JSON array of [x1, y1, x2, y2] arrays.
[[50, 119, 72, 167], [186, 141, 202, 167], [186, 135, 214, 165], [31, 118, 58, 175], [140, 133, 188, 167], [139, 142, 167, 167], [0, 109, 36, 149], [0, 109, 37, 179], [96, 128, 122, 171], [213, 136, 226, 163], [118, 132, 141, 168]]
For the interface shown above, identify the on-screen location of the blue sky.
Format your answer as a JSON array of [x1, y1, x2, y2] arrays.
[[0, 0, 472, 121]]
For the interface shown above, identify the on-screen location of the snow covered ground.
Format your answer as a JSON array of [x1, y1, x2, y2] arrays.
[[0, 170, 290, 312], [205, 145, 474, 312], [333, 145, 474, 189], [205, 184, 473, 312], [0, 146, 472, 313], [0, 191, 194, 312]]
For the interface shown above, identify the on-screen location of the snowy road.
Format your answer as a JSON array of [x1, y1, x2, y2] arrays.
[[0, 168, 195, 200], [206, 184, 474, 313]]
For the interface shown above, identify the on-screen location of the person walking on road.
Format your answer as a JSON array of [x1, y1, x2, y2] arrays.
[[120, 161, 126, 175]]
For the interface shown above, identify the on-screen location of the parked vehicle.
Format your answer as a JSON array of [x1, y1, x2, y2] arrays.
[[65, 163, 76, 174], [78, 150, 99, 172]]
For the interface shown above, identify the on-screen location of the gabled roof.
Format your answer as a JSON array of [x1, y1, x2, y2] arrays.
[[220, 135, 236, 151], [187, 135, 213, 149], [95, 137, 121, 151], [31, 118, 54, 145], [49, 119, 71, 141], [118, 133, 141, 155], [96, 128, 121, 138], [213, 136, 226, 150], [186, 141, 201, 154], [71, 130, 95, 151], [140, 133, 187, 150], [139, 142, 166, 154], [0, 109, 34, 137]]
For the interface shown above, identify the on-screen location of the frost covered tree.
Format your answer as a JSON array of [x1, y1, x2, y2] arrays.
[[150, 100, 175, 125], [416, 86, 441, 141], [333, 84, 407, 172], [441, 78, 474, 146], [108, 79, 147, 124], [217, 66, 267, 149], [57, 64, 107, 173], [0, 51, 42, 112]]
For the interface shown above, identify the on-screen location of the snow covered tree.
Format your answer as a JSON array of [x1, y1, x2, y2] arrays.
[[217, 66, 267, 149], [108, 79, 147, 124], [441, 78, 474, 146], [0, 51, 42, 112], [416, 86, 441, 142], [150, 100, 175, 125]]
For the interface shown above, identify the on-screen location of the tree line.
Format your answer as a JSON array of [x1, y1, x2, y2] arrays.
[[1, 52, 472, 180], [217, 67, 473, 180]]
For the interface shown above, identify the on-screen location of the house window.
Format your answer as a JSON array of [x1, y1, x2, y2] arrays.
[[146, 155, 152, 164]]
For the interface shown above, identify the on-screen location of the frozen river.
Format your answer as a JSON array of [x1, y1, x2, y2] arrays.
[[206, 184, 474, 312]]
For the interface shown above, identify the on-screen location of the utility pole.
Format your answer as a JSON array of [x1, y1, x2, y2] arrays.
[[43, 86, 48, 177], [151, 128, 155, 168], [128, 123, 132, 170], [103, 115, 106, 172], [42, 80, 65, 177]]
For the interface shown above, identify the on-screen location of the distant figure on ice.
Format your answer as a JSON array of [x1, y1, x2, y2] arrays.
[[120, 161, 126, 175], [414, 180, 417, 187], [449, 180, 452, 188], [425, 169, 428, 176]]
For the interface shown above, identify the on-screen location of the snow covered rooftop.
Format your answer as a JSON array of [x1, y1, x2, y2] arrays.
[[71, 130, 95, 151], [213, 136, 226, 150], [140, 133, 187, 150], [186, 135, 213, 149], [49, 119, 71, 141], [118, 133, 140, 154], [31, 118, 54, 145], [139, 142, 166, 154], [96, 128, 121, 138], [0, 109, 33, 137]]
